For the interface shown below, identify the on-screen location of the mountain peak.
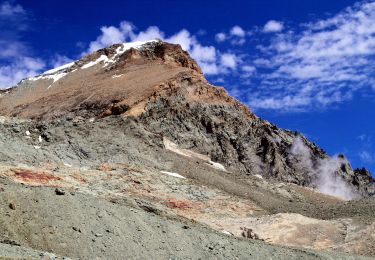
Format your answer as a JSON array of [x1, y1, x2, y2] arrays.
[[23, 40, 202, 86], [0, 40, 241, 120], [77, 40, 203, 74]]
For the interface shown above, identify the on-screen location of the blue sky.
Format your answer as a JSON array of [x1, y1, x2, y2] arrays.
[[1, 0, 375, 174]]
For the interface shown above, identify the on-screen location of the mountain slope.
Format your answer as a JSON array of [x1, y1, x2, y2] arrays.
[[0, 40, 203, 119], [1, 40, 375, 258], [2, 40, 372, 198]]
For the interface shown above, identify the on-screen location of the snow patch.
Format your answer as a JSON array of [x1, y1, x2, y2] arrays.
[[160, 171, 186, 179], [163, 137, 210, 161], [82, 40, 159, 69], [43, 62, 75, 74], [105, 40, 158, 65], [82, 55, 109, 69], [24, 40, 158, 86], [28, 61, 75, 86], [221, 230, 233, 236], [207, 161, 227, 172], [112, 74, 123, 78], [48, 73, 67, 82], [28, 71, 69, 88], [46, 72, 68, 88], [163, 137, 227, 172], [24, 40, 158, 87]]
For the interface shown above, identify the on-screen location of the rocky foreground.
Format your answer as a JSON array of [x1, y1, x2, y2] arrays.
[[0, 40, 374, 259]]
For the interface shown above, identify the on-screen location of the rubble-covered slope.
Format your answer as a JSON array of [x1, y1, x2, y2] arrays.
[[1, 116, 375, 258], [2, 173, 372, 260]]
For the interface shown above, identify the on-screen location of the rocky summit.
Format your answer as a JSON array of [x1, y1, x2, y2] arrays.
[[0, 40, 375, 259]]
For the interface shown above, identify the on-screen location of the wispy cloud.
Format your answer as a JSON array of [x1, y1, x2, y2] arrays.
[[359, 150, 375, 163], [215, 25, 247, 45], [357, 134, 372, 142], [0, 1, 25, 16], [0, 1, 46, 88], [246, 1, 375, 111]]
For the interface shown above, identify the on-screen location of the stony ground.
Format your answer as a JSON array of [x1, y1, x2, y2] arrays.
[[0, 115, 375, 259], [0, 177, 371, 260]]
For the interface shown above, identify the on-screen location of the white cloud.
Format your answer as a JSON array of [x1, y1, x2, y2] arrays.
[[357, 134, 372, 142], [263, 20, 284, 33], [215, 32, 227, 42], [359, 151, 375, 163], [249, 95, 311, 110], [0, 2, 76, 88], [166, 30, 223, 74], [215, 26, 247, 45], [253, 58, 272, 67], [0, 2, 47, 88], [166, 29, 193, 51], [0, 1, 25, 16], [190, 45, 216, 62], [247, 1, 375, 111], [242, 65, 256, 73], [240, 65, 256, 79], [133, 26, 164, 42], [199, 63, 219, 75], [231, 38, 246, 46], [87, 25, 128, 53], [230, 25, 246, 37], [0, 41, 25, 58], [220, 53, 238, 69], [0, 56, 45, 87]]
